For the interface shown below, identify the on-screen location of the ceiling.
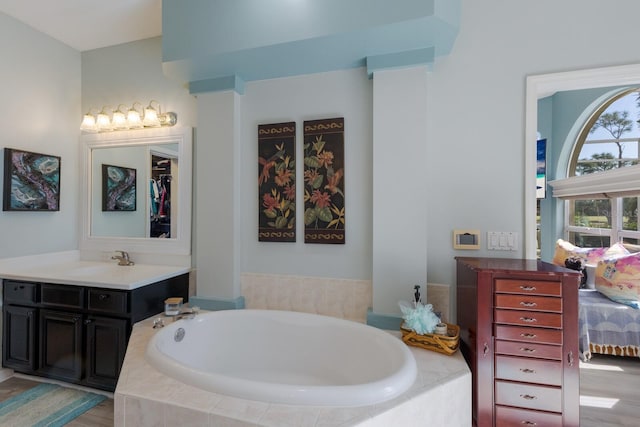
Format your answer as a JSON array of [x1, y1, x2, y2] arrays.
[[0, 0, 161, 51]]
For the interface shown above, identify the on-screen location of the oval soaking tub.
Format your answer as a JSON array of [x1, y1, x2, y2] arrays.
[[145, 309, 417, 407]]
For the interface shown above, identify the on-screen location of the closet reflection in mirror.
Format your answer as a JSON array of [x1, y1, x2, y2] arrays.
[[90, 143, 179, 239]]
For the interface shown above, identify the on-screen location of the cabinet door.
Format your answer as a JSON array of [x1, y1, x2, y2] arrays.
[[84, 316, 128, 390], [38, 309, 83, 381], [3, 306, 37, 372]]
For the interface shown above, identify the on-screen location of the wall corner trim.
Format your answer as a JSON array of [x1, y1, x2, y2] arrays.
[[189, 74, 246, 95], [366, 47, 434, 78]]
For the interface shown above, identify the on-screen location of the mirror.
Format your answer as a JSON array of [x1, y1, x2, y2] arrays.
[[80, 127, 192, 255], [524, 63, 640, 259]]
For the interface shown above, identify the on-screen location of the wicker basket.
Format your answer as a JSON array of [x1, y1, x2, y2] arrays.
[[400, 322, 460, 355]]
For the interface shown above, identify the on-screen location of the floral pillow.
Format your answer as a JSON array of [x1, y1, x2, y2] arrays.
[[551, 239, 628, 267], [595, 252, 640, 309]]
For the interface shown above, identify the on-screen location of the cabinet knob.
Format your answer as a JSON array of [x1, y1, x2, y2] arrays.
[[84, 319, 93, 325], [98, 294, 109, 301]]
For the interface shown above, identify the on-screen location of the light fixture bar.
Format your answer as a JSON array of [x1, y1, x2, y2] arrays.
[[80, 101, 177, 133]]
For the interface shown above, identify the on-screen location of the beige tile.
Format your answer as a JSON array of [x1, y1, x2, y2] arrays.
[[165, 405, 210, 426], [258, 404, 321, 426], [123, 396, 165, 426]]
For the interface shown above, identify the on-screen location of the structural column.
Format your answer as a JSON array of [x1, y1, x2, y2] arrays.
[[372, 66, 429, 315], [195, 90, 242, 299]]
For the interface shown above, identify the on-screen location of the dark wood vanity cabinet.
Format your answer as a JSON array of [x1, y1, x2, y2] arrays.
[[2, 274, 188, 391], [456, 257, 581, 427]]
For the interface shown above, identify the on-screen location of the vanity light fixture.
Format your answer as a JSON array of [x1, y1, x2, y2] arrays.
[[96, 106, 113, 132], [111, 104, 129, 130], [80, 101, 177, 133], [142, 100, 161, 127], [127, 102, 144, 129], [79, 109, 98, 133]]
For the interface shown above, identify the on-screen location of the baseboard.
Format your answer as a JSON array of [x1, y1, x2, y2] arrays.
[[189, 295, 245, 311], [366, 308, 403, 330]]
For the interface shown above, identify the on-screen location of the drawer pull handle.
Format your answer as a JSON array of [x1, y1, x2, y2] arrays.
[[568, 350, 574, 367], [520, 368, 536, 374], [519, 285, 536, 291], [521, 422, 537, 426], [520, 333, 537, 339], [483, 342, 489, 357], [519, 301, 537, 307], [520, 347, 536, 353], [520, 394, 537, 400], [98, 294, 110, 301], [519, 317, 537, 323]]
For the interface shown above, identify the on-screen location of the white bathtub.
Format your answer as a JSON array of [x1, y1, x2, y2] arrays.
[[145, 309, 417, 407]]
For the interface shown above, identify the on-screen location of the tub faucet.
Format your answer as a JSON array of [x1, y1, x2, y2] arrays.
[[175, 306, 200, 321], [112, 250, 134, 266]]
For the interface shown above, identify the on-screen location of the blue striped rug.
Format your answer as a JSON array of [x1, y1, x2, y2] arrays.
[[0, 382, 107, 427]]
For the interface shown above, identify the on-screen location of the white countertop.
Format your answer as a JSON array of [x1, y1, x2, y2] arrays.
[[0, 251, 190, 290]]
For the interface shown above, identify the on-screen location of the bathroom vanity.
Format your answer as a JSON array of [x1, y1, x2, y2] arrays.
[[0, 257, 189, 392]]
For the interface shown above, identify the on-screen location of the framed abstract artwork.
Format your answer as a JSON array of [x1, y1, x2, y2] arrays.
[[2, 147, 61, 211], [102, 164, 137, 211], [303, 117, 345, 244], [258, 122, 296, 242]]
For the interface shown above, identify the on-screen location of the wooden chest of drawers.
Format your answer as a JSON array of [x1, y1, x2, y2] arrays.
[[456, 257, 580, 427]]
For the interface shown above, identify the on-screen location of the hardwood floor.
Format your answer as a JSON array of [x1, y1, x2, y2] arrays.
[[580, 354, 640, 427], [0, 357, 638, 427], [0, 376, 114, 427]]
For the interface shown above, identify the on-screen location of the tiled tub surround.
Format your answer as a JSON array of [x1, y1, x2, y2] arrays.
[[240, 273, 451, 324], [115, 314, 471, 426]]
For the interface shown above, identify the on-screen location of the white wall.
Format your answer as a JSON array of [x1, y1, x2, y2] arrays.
[[239, 70, 373, 278], [0, 13, 80, 258]]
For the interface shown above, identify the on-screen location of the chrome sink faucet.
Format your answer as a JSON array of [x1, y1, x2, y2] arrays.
[[111, 250, 134, 266]]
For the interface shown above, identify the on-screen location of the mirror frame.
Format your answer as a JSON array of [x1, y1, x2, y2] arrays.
[[80, 127, 193, 255], [524, 63, 640, 259]]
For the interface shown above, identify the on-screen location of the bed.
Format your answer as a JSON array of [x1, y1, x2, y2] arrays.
[[578, 289, 640, 361]]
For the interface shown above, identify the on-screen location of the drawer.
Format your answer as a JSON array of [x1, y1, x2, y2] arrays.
[[41, 284, 84, 309], [496, 405, 563, 427], [495, 339, 562, 360], [87, 289, 128, 314], [495, 380, 562, 413], [494, 325, 562, 345], [3, 280, 38, 305], [495, 279, 561, 296], [495, 355, 562, 386], [494, 309, 562, 328], [494, 294, 562, 313]]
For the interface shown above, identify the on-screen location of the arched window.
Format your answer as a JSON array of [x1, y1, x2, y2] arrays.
[[559, 89, 640, 247]]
